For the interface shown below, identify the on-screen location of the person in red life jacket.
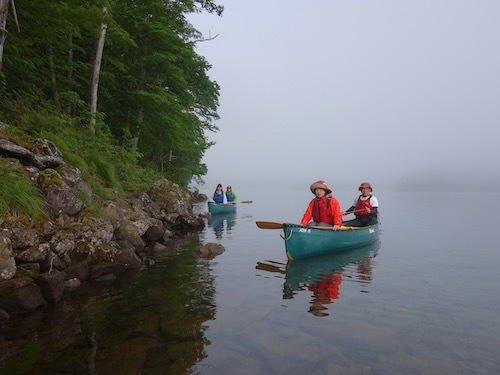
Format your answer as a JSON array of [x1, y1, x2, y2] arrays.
[[300, 180, 342, 230], [343, 182, 379, 227]]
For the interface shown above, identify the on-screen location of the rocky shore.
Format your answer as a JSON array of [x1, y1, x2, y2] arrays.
[[0, 131, 209, 321]]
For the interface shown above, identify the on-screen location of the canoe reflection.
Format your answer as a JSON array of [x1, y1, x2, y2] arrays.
[[208, 212, 237, 239], [256, 241, 380, 317]]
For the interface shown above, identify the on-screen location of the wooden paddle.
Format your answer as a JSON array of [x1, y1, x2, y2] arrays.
[[193, 200, 252, 206], [342, 209, 366, 215], [255, 221, 287, 229], [220, 200, 252, 205], [255, 221, 357, 231]]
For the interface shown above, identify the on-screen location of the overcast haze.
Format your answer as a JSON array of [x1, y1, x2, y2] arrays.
[[189, 1, 500, 192]]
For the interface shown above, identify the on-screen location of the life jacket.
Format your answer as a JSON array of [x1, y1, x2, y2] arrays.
[[312, 197, 333, 224], [355, 195, 372, 216], [213, 192, 224, 203], [226, 193, 234, 202]]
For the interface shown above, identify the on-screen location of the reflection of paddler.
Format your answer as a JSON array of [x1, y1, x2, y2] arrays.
[[307, 273, 342, 317], [307, 274, 342, 304], [208, 212, 237, 239], [226, 216, 236, 231], [213, 217, 224, 239], [357, 257, 373, 281]]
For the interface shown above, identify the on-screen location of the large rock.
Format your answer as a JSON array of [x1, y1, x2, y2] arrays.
[[65, 261, 90, 281], [0, 277, 47, 313], [56, 164, 82, 187], [44, 185, 85, 217], [99, 241, 142, 269], [198, 243, 225, 259], [147, 179, 192, 216], [15, 243, 49, 263], [33, 270, 66, 303], [143, 219, 165, 242], [114, 221, 145, 252], [65, 219, 115, 264], [10, 227, 39, 249], [129, 192, 161, 220], [101, 201, 126, 230]]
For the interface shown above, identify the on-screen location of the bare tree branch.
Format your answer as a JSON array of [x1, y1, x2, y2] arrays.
[[193, 31, 219, 43]]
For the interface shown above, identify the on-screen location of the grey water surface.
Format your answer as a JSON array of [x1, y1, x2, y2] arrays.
[[1, 188, 499, 374]]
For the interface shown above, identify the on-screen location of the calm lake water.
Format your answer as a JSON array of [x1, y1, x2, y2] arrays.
[[1, 188, 500, 374]]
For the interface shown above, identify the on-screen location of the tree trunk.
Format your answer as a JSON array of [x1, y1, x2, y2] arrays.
[[67, 33, 73, 114], [0, 0, 9, 71], [131, 67, 146, 153], [48, 45, 59, 106], [0, 0, 20, 72], [89, 6, 107, 135], [130, 106, 142, 153]]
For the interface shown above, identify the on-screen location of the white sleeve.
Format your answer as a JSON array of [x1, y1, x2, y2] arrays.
[[370, 196, 379, 208]]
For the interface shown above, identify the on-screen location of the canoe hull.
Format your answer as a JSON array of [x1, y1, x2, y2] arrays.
[[208, 201, 237, 215], [282, 223, 379, 260]]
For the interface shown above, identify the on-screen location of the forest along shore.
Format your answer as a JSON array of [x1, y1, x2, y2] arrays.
[[0, 133, 209, 322]]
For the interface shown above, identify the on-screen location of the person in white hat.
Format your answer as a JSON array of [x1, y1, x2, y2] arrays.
[[300, 180, 342, 230], [343, 182, 379, 227]]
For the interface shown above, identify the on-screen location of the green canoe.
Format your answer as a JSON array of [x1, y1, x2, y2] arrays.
[[208, 201, 237, 215], [282, 223, 380, 260]]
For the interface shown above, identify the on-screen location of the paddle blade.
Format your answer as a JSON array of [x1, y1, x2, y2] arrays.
[[240, 200, 253, 203], [255, 221, 283, 229], [255, 262, 286, 274]]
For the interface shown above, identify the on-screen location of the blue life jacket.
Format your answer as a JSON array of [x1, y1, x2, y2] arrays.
[[213, 192, 224, 203]]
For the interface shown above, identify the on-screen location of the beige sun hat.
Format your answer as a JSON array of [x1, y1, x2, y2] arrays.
[[358, 182, 373, 192], [310, 180, 332, 195]]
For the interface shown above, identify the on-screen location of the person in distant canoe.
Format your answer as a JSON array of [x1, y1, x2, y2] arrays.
[[213, 183, 224, 203], [342, 182, 379, 227], [225, 185, 237, 203], [300, 180, 342, 230]]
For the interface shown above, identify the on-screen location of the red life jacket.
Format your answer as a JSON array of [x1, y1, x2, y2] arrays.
[[312, 197, 333, 224], [355, 195, 372, 216]]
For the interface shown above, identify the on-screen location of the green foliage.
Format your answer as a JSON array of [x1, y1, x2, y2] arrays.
[[89, 179, 112, 200], [0, 166, 46, 217], [0, 0, 223, 191], [87, 150, 123, 192]]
